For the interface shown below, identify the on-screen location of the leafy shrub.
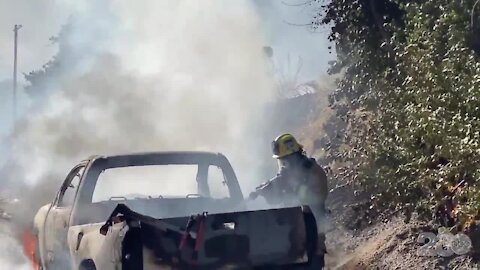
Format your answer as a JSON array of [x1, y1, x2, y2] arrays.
[[316, 0, 480, 232]]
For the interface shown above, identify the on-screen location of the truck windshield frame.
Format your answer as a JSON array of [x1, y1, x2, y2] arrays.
[[69, 152, 243, 226]]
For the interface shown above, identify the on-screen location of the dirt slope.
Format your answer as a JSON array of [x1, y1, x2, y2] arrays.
[[318, 164, 478, 270], [323, 205, 479, 270]]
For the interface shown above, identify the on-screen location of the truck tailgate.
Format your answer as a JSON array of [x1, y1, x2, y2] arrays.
[[101, 204, 318, 269]]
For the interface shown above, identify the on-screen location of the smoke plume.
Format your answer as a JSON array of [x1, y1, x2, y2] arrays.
[[9, 0, 274, 191], [1, 0, 276, 268]]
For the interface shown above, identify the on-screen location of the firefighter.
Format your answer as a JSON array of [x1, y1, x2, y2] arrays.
[[249, 133, 329, 262]]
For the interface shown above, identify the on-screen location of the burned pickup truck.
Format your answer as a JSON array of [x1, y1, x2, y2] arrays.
[[32, 152, 320, 269]]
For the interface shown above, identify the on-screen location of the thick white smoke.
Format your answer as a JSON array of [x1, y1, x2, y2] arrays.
[[11, 0, 274, 188], [0, 222, 30, 270], [2, 0, 276, 268]]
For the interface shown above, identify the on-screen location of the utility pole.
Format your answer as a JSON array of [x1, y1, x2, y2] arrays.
[[13, 24, 22, 125]]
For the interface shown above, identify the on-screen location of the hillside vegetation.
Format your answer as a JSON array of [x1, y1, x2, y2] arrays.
[[309, 0, 480, 242]]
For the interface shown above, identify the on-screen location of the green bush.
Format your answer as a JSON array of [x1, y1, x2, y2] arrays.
[[318, 0, 480, 231]]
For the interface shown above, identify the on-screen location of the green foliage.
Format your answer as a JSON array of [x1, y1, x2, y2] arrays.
[[318, 0, 480, 230]]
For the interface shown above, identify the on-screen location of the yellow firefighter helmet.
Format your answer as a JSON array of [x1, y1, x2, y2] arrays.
[[271, 133, 303, 159]]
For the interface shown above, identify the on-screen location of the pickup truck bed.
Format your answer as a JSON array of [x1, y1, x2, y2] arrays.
[[101, 204, 319, 269]]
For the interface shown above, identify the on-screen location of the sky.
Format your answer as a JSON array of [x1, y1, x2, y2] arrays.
[[0, 0, 334, 153], [0, 1, 333, 81], [0, 0, 72, 140]]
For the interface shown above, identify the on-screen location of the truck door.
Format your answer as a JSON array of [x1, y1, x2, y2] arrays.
[[43, 165, 85, 265]]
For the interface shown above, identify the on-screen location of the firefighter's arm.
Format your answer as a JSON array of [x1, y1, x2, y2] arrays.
[[311, 164, 329, 201], [249, 175, 282, 202]]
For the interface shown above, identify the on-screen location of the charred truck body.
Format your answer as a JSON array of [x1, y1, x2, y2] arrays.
[[32, 152, 321, 269]]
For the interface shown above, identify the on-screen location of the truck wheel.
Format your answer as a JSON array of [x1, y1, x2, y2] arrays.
[[79, 260, 97, 270]]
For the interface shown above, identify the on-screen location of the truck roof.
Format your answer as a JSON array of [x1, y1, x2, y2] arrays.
[[82, 151, 228, 164]]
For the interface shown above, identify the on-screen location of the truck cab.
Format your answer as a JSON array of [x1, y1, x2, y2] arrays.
[[33, 151, 319, 270]]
